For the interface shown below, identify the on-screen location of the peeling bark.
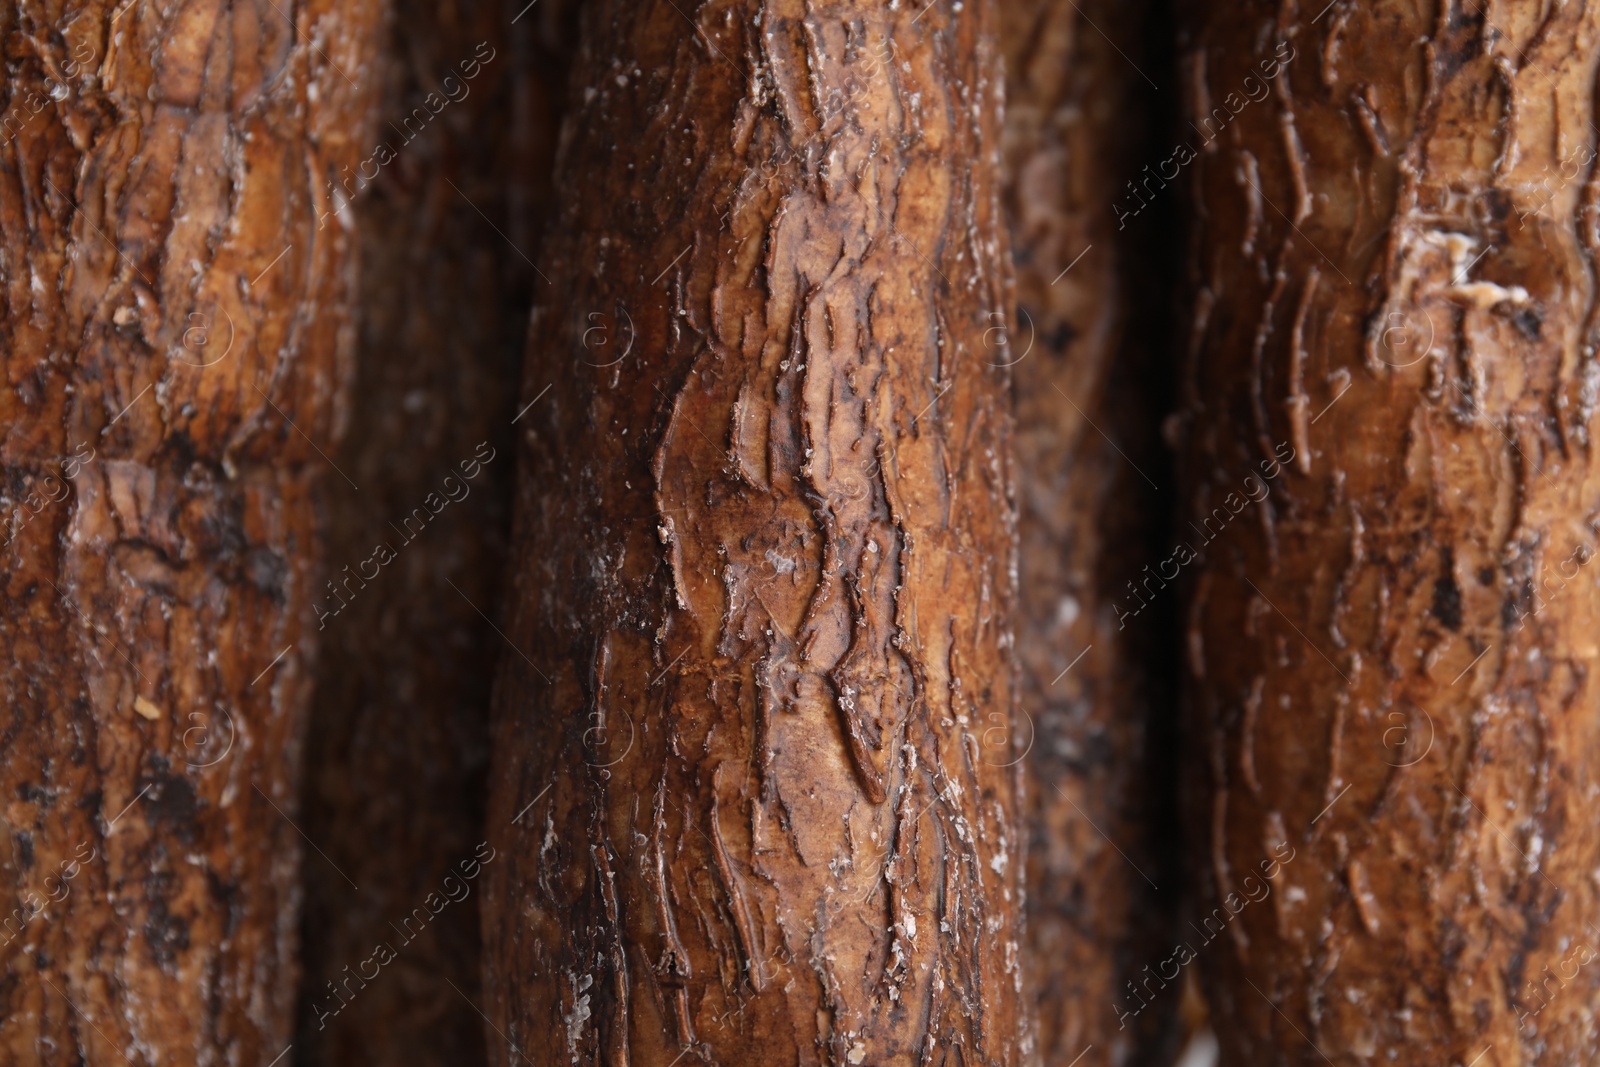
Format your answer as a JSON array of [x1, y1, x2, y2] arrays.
[[0, 0, 380, 1062], [1001, 0, 1178, 1063], [483, 1, 1026, 1064], [1178, 0, 1600, 1063], [293, 2, 574, 1064]]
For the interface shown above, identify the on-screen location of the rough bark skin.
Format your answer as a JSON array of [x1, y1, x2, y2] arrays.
[[0, 0, 379, 1063], [483, 1, 1025, 1064], [293, 2, 573, 1064], [1000, 1, 1177, 1065], [1177, 1, 1600, 1063]]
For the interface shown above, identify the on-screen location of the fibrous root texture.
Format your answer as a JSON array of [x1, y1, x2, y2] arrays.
[[484, 0, 1027, 1064], [1178, 0, 1600, 1062]]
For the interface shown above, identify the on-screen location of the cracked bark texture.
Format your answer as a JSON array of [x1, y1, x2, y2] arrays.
[[482, 0, 1026, 1064], [1001, 0, 1177, 1065], [293, 1, 574, 1064], [1176, 0, 1600, 1063], [0, 0, 380, 1063]]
